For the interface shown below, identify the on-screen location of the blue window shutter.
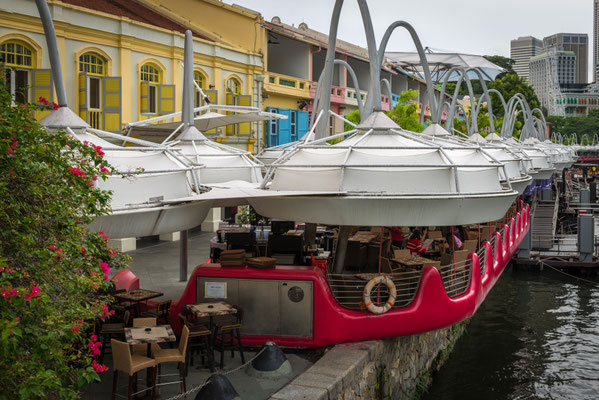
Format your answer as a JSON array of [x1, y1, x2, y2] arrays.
[[297, 110, 309, 139], [278, 109, 292, 145], [265, 107, 279, 147]]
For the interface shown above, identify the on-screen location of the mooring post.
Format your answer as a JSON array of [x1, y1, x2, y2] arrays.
[[580, 188, 591, 214], [517, 220, 532, 259], [561, 168, 567, 197], [578, 213, 594, 262], [180, 230, 188, 281]]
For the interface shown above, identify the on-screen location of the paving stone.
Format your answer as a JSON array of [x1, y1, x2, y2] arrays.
[[270, 384, 328, 400], [305, 360, 359, 390], [291, 372, 343, 399], [318, 347, 369, 371]]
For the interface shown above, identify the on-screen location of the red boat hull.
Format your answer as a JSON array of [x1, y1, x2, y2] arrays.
[[169, 205, 530, 348]]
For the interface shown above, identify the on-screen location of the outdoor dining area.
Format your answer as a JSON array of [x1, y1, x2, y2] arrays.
[[91, 270, 245, 399]]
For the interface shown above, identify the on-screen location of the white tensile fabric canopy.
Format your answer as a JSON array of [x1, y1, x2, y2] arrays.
[[250, 112, 519, 226], [126, 106, 286, 137], [385, 52, 505, 81]]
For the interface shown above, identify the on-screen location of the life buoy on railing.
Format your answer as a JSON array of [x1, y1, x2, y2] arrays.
[[363, 275, 396, 314]]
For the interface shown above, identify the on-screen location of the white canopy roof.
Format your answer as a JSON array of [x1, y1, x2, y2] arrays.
[[385, 52, 505, 81], [252, 112, 518, 226], [126, 105, 285, 137]]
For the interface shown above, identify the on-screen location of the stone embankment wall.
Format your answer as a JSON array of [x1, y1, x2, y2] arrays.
[[271, 321, 468, 400]]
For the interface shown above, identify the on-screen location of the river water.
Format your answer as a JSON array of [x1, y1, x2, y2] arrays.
[[424, 266, 599, 400]]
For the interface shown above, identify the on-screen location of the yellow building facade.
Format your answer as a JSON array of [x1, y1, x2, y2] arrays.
[[1, 0, 266, 151]]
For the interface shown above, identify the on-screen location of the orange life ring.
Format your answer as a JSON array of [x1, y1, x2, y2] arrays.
[[363, 275, 396, 315]]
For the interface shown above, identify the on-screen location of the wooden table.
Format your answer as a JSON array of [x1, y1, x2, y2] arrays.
[[349, 231, 378, 244], [393, 256, 437, 269], [114, 289, 163, 317], [124, 325, 176, 386], [185, 301, 236, 319], [184, 302, 237, 371]]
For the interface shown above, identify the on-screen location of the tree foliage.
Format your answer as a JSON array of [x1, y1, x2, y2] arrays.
[[488, 73, 540, 118], [0, 82, 128, 399], [344, 109, 361, 132], [386, 89, 425, 132], [547, 109, 599, 143], [483, 55, 516, 75], [342, 89, 425, 133]]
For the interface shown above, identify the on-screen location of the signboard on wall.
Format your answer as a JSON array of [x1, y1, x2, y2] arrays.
[[205, 282, 227, 298]]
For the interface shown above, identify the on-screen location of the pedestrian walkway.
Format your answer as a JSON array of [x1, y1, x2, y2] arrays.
[[111, 228, 213, 302], [92, 228, 315, 399]]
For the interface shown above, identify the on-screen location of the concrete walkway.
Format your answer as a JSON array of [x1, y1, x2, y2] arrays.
[[111, 228, 213, 302], [91, 229, 314, 399]]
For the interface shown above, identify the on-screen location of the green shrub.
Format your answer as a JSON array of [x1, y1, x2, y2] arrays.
[[0, 82, 128, 399]]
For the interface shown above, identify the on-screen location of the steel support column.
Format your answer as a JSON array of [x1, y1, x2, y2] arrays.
[[179, 230, 188, 282], [334, 226, 351, 273]]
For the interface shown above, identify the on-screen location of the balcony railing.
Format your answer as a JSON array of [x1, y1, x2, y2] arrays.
[[265, 72, 310, 93], [88, 110, 102, 130]]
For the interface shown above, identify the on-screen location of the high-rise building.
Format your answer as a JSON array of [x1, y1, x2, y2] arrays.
[[594, 0, 599, 82], [543, 33, 588, 84], [529, 50, 576, 114], [510, 36, 543, 82]]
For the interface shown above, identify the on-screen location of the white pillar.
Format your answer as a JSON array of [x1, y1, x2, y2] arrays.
[[201, 207, 222, 232], [108, 237, 136, 252], [159, 232, 180, 241]]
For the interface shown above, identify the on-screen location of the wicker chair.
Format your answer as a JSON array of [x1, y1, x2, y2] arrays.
[[152, 325, 189, 395], [178, 314, 214, 374], [212, 306, 244, 369], [99, 310, 130, 364], [111, 339, 156, 400], [141, 300, 172, 325]]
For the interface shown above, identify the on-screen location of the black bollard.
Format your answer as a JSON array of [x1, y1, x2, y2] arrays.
[[248, 342, 292, 378], [194, 374, 240, 400]]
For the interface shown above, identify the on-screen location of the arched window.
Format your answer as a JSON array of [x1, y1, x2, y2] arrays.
[[139, 62, 174, 117], [226, 77, 241, 95], [141, 63, 161, 84], [193, 71, 204, 89], [1, 40, 35, 103], [77, 51, 121, 132], [140, 63, 161, 114], [194, 70, 205, 108], [79, 52, 106, 128], [79, 52, 105, 76], [224, 76, 243, 135]]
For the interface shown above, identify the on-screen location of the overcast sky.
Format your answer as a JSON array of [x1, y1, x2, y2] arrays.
[[232, 0, 595, 80]]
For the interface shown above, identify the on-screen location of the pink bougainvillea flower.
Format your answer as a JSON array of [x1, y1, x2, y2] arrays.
[[71, 325, 80, 333], [92, 359, 109, 373], [100, 303, 110, 320], [52, 102, 59, 110], [99, 262, 110, 275]]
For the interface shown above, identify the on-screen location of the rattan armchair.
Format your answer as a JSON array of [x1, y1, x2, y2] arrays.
[[111, 339, 156, 400]]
